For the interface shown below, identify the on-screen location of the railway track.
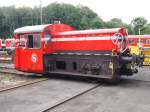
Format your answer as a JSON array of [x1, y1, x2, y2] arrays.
[[0, 63, 14, 69], [38, 78, 150, 112], [0, 51, 13, 63], [0, 77, 48, 92], [41, 77, 150, 112], [0, 76, 99, 112], [0, 63, 150, 112], [0, 64, 48, 92], [0, 64, 41, 76], [0, 63, 101, 111], [41, 83, 101, 112], [44, 78, 150, 112], [0, 68, 103, 112]]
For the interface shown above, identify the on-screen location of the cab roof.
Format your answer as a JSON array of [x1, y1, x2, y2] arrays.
[[14, 24, 51, 34]]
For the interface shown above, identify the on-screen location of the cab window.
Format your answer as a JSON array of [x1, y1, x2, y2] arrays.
[[44, 34, 51, 44], [27, 34, 41, 49], [19, 35, 27, 47]]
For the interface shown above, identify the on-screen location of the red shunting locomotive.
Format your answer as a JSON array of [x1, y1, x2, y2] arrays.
[[14, 24, 137, 82]]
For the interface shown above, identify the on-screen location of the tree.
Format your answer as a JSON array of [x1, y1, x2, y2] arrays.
[[105, 18, 125, 28], [131, 17, 147, 35], [0, 9, 5, 38], [141, 24, 150, 34], [0, 3, 150, 39], [43, 3, 104, 30]]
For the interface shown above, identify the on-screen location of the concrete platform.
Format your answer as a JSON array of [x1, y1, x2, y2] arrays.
[[0, 78, 97, 112], [50, 81, 150, 112], [123, 67, 150, 81], [48, 68, 150, 112]]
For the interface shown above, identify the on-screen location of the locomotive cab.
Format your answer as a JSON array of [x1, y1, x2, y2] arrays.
[[15, 33, 44, 73], [14, 24, 74, 73]]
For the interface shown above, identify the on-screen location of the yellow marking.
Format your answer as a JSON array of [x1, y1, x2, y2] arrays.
[[143, 62, 150, 65], [144, 55, 150, 58], [129, 46, 140, 55]]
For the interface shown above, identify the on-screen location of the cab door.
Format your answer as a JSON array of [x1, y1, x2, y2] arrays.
[[19, 34, 43, 73]]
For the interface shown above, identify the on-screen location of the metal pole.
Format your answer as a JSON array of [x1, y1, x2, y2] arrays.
[[40, 0, 43, 24], [138, 28, 141, 35], [138, 28, 141, 44]]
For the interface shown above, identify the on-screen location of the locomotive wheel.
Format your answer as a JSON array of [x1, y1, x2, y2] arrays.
[[103, 68, 121, 84]]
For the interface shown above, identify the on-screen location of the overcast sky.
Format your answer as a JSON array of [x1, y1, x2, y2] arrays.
[[0, 0, 149, 24]]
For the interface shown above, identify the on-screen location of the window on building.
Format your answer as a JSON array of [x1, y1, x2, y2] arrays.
[[145, 39, 150, 44], [128, 39, 135, 44]]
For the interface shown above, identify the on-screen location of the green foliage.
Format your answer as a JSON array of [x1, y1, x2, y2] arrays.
[[0, 3, 150, 39], [141, 24, 150, 34], [131, 17, 147, 35], [43, 3, 104, 30], [105, 18, 125, 28], [132, 17, 147, 28]]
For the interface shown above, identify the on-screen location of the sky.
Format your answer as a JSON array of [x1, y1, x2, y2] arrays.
[[0, 0, 149, 24]]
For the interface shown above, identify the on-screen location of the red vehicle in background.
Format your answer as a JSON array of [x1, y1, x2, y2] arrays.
[[128, 35, 150, 48], [14, 24, 137, 82], [0, 39, 5, 51], [5, 38, 15, 50], [127, 35, 150, 65]]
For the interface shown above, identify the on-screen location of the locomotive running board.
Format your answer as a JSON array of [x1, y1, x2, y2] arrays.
[[47, 71, 113, 79]]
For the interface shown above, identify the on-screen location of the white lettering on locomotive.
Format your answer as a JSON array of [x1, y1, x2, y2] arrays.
[[31, 54, 37, 63]]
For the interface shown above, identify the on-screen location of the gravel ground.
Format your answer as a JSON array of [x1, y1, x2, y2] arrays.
[[0, 51, 13, 63], [0, 63, 43, 90], [0, 63, 14, 69], [0, 72, 44, 90], [0, 73, 26, 89]]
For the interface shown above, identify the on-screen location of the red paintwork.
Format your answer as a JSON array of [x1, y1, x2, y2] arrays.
[[5, 38, 15, 49], [44, 27, 127, 53], [14, 23, 128, 73], [14, 24, 75, 73], [50, 40, 115, 51]]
